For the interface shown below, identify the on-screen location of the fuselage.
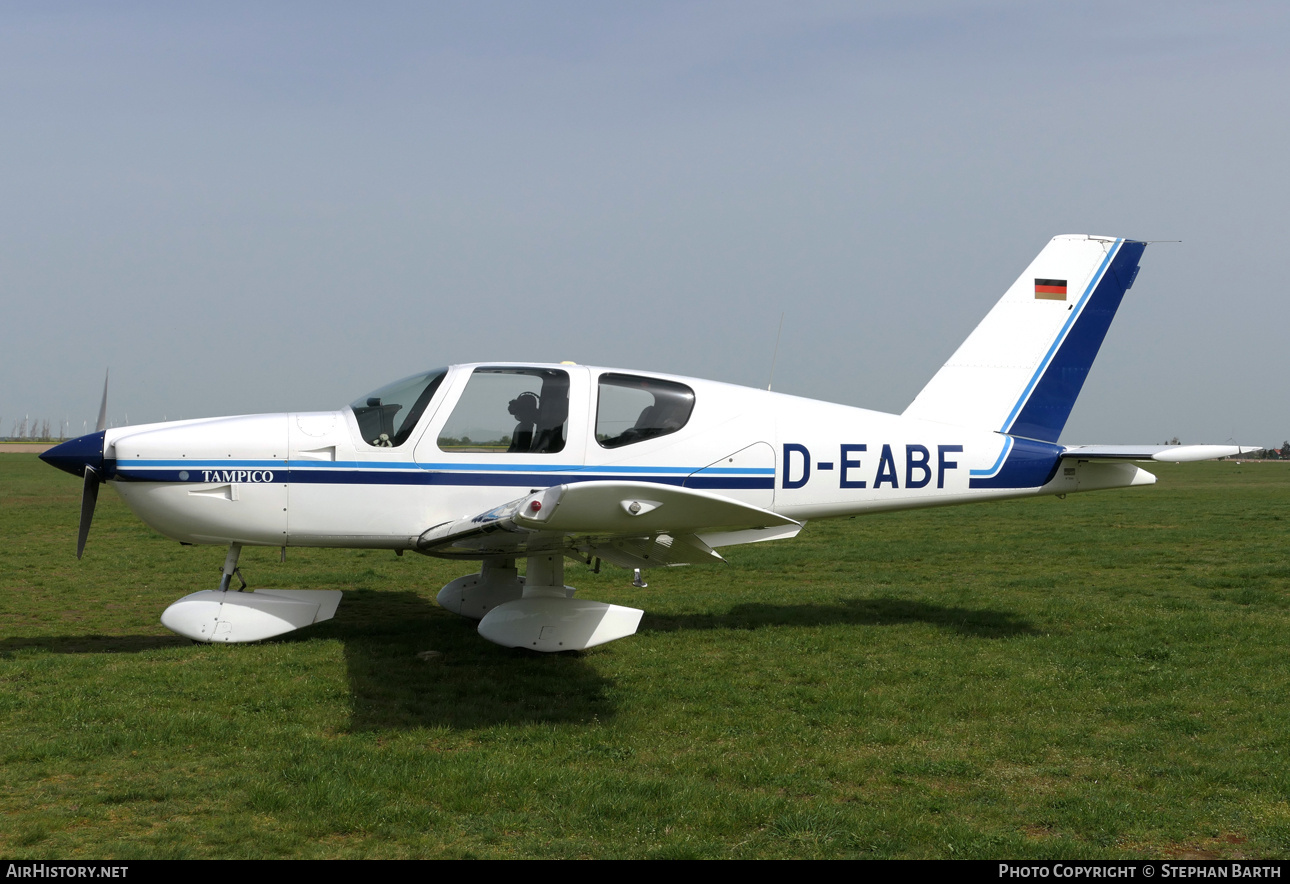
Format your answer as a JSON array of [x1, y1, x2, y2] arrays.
[[80, 362, 1146, 552]]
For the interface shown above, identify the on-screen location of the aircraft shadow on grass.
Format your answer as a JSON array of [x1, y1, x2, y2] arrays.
[[327, 588, 619, 731], [0, 588, 618, 732], [640, 596, 1038, 640], [331, 590, 1038, 731], [1, 588, 1033, 732], [0, 634, 185, 656]]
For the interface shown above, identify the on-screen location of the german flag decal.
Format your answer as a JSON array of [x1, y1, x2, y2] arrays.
[[1034, 278, 1067, 300]]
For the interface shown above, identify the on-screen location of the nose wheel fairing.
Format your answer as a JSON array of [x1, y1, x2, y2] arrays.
[[162, 589, 342, 643], [159, 542, 341, 643]]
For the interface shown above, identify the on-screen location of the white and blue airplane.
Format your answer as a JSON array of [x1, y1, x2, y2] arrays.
[[42, 235, 1247, 651]]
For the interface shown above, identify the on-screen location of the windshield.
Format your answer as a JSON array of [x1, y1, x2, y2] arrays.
[[350, 368, 447, 448]]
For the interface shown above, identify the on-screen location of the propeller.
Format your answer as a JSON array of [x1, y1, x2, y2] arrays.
[[77, 370, 110, 558], [96, 369, 108, 435], [40, 370, 109, 559], [77, 465, 101, 559]]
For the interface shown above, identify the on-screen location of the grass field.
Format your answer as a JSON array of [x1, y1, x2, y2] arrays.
[[1, 453, 1288, 859]]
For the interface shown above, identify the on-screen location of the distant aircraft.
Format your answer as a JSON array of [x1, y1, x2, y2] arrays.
[[41, 235, 1248, 651]]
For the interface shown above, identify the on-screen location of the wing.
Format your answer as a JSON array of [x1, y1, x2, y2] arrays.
[[415, 480, 803, 569], [1061, 444, 1255, 463]]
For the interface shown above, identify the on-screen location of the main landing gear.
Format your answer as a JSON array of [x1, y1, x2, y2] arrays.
[[160, 543, 342, 643], [438, 554, 643, 652], [155, 546, 639, 651]]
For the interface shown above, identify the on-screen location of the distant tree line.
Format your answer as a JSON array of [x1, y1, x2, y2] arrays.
[[1186, 438, 1290, 459], [1242, 442, 1290, 460]]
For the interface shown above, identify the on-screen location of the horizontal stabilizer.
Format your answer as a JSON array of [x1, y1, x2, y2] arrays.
[[1061, 444, 1253, 463]]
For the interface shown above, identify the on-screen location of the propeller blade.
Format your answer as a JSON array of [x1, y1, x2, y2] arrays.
[[96, 369, 109, 433], [77, 465, 101, 560]]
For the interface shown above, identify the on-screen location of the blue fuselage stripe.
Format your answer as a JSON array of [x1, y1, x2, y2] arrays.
[[968, 436, 1064, 489], [109, 463, 775, 490], [121, 459, 772, 475], [969, 435, 1014, 478]]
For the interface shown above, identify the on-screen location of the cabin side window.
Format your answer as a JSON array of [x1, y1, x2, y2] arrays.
[[351, 369, 447, 448], [438, 367, 570, 454], [596, 373, 695, 449]]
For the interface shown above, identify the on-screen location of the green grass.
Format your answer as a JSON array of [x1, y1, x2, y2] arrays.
[[1, 454, 1288, 858]]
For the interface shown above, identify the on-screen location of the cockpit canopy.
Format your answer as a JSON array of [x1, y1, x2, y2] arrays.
[[351, 365, 696, 452]]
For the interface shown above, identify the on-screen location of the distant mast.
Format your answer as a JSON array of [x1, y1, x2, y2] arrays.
[[767, 312, 785, 391]]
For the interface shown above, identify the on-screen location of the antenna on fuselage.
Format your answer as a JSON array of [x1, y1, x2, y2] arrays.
[[766, 312, 785, 391]]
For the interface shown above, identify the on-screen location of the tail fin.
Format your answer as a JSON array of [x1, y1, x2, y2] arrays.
[[902, 235, 1146, 442]]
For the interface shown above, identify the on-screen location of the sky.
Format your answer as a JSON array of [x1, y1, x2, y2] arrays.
[[2, 1, 1287, 446]]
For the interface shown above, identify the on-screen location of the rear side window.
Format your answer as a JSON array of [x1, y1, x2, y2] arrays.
[[596, 373, 695, 449]]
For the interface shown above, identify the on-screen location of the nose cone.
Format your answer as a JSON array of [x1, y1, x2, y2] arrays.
[[39, 430, 106, 477]]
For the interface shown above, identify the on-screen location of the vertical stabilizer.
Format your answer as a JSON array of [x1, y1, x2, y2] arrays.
[[903, 235, 1146, 442]]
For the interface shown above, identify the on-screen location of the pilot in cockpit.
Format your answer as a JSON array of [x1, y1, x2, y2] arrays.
[[507, 392, 540, 452]]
